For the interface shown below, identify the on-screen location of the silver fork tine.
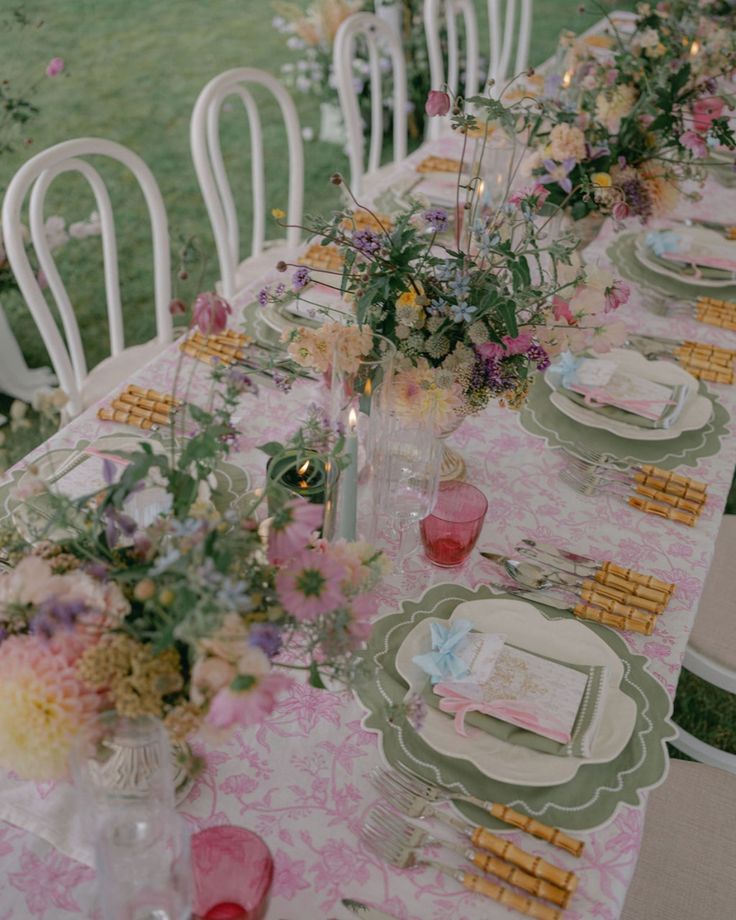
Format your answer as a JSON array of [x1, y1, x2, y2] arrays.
[[371, 768, 425, 814]]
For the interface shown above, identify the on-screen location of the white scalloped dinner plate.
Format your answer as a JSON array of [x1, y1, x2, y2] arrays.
[[394, 599, 636, 786], [634, 227, 736, 289], [546, 348, 712, 441]]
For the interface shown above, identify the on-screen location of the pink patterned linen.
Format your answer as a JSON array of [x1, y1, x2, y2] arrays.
[[1, 113, 736, 920]]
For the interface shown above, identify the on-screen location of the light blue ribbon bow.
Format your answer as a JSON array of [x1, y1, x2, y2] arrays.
[[645, 229, 679, 257], [412, 619, 474, 685], [557, 350, 583, 388]]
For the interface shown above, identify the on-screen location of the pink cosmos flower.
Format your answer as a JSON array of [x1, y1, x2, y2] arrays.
[[604, 280, 630, 312], [692, 96, 724, 133], [45, 58, 64, 77], [275, 549, 348, 620], [502, 330, 534, 355], [267, 498, 324, 564], [552, 295, 575, 325], [206, 672, 292, 730], [192, 291, 231, 335], [425, 90, 451, 117], [680, 129, 708, 158]]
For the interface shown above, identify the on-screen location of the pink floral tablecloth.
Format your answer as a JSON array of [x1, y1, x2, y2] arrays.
[[1, 148, 735, 919]]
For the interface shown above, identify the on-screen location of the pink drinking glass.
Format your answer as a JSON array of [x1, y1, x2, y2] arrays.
[[191, 826, 273, 920], [420, 481, 488, 567]]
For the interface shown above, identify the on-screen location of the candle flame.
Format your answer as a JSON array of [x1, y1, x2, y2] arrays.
[[363, 377, 372, 398], [298, 459, 310, 476], [348, 407, 358, 430], [690, 40, 700, 57], [562, 69, 572, 89]]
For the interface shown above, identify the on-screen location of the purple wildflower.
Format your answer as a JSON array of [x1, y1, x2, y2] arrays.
[[275, 282, 286, 296], [539, 158, 576, 195], [404, 693, 427, 731], [227, 366, 257, 395], [104, 507, 137, 548], [423, 208, 449, 232], [248, 623, 283, 659], [31, 598, 88, 639], [526, 342, 550, 370], [352, 228, 382, 255], [273, 371, 292, 393], [620, 175, 652, 221], [257, 286, 270, 307], [292, 266, 311, 291]]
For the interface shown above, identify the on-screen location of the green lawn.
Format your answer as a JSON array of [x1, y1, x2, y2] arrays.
[[2, 0, 734, 756]]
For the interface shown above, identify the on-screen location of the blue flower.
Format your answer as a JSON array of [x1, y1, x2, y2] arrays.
[[450, 302, 478, 323]]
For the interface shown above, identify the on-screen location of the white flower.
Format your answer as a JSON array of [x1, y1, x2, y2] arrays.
[[44, 215, 68, 253]]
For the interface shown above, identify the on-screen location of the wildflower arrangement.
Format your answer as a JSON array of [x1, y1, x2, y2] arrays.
[[261, 88, 629, 415], [0, 351, 385, 781], [520, 3, 736, 223]]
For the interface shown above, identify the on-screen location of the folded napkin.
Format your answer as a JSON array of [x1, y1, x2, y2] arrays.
[[645, 230, 736, 280], [556, 354, 689, 429], [414, 622, 608, 758]]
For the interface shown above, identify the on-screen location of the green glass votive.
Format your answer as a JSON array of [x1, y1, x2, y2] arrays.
[[266, 449, 328, 514]]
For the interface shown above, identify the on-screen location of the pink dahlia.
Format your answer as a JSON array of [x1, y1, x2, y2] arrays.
[[0, 632, 102, 779], [206, 672, 293, 730], [45, 57, 64, 77], [275, 549, 348, 621], [267, 497, 323, 565]]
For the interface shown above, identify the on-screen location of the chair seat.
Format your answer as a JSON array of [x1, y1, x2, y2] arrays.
[[689, 516, 736, 673], [82, 337, 169, 410], [620, 760, 736, 920]]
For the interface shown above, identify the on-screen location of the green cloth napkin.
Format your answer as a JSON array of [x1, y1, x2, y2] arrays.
[[422, 640, 608, 759], [558, 380, 688, 429]]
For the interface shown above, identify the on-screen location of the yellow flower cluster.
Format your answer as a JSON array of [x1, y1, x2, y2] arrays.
[[78, 634, 183, 719]]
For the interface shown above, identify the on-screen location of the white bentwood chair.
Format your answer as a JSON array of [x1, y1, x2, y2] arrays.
[[487, 0, 533, 92], [620, 760, 736, 919], [424, 0, 480, 140], [191, 68, 304, 301], [1, 138, 173, 420], [333, 12, 407, 196], [670, 515, 736, 773]]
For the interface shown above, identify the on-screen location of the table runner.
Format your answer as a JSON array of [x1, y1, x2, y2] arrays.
[[1, 123, 736, 920]]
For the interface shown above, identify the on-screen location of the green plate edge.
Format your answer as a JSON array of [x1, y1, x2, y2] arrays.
[[355, 582, 675, 832], [608, 231, 736, 301], [518, 373, 729, 469]]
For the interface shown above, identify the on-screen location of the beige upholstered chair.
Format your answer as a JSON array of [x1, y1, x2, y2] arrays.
[[620, 760, 736, 919], [670, 515, 736, 772]]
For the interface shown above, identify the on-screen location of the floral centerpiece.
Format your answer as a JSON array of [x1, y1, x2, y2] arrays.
[[0, 318, 387, 781], [520, 2, 736, 225], [260, 89, 629, 419]]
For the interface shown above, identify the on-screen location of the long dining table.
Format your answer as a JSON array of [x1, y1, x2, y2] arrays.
[[1, 69, 736, 920]]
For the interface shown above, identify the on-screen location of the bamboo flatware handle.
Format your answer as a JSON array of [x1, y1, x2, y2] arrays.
[[599, 561, 675, 596], [461, 871, 562, 919], [579, 587, 658, 621], [681, 340, 736, 359], [628, 496, 698, 526], [470, 827, 577, 893], [126, 384, 180, 405], [180, 341, 235, 365], [487, 803, 584, 858], [572, 603, 656, 636], [118, 392, 173, 415], [682, 364, 734, 384], [635, 471, 708, 502], [583, 577, 663, 612], [583, 573, 670, 613], [637, 465, 707, 496], [111, 400, 170, 426], [470, 852, 570, 908], [634, 484, 703, 515], [97, 408, 157, 430]]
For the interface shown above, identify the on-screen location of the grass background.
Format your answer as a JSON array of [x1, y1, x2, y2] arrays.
[[1, 0, 733, 756]]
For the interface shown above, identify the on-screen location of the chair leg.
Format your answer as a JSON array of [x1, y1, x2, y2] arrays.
[[670, 724, 736, 774]]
